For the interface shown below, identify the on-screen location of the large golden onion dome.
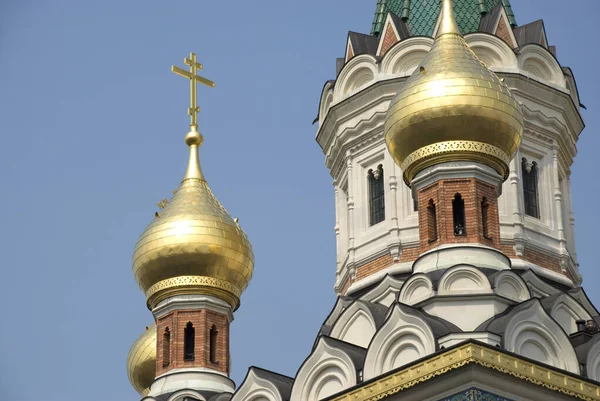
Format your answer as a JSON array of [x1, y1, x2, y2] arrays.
[[133, 127, 254, 310], [126, 324, 156, 396], [384, 0, 523, 185]]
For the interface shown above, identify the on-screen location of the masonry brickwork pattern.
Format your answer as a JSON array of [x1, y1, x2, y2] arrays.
[[156, 309, 229, 377], [495, 17, 514, 47], [380, 23, 399, 56], [417, 178, 501, 253]]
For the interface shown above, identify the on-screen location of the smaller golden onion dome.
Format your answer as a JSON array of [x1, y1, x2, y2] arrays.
[[126, 324, 156, 396], [133, 127, 254, 310], [384, 0, 524, 185]]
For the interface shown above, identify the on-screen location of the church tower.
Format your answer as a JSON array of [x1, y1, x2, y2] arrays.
[[230, 1, 600, 401], [126, 53, 254, 400]]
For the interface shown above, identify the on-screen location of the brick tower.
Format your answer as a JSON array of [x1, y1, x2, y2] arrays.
[[126, 53, 254, 400]]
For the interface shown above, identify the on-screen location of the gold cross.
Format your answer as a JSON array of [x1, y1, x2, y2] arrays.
[[171, 52, 215, 128]]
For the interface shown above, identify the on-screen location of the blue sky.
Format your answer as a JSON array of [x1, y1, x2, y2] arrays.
[[0, 1, 598, 400]]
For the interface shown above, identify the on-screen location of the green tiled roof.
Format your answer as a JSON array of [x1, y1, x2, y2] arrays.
[[371, 0, 517, 37]]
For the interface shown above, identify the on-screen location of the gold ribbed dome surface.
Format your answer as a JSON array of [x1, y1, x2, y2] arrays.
[[126, 324, 156, 396], [133, 128, 254, 310], [385, 0, 523, 185]]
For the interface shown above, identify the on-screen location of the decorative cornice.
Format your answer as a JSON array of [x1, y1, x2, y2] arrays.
[[325, 341, 600, 401]]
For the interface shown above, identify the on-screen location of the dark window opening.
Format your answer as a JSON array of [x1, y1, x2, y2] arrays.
[[522, 158, 540, 218], [184, 322, 195, 361], [209, 325, 219, 364], [452, 193, 466, 236], [368, 165, 385, 226], [163, 327, 171, 367], [481, 197, 491, 239], [427, 199, 437, 242]]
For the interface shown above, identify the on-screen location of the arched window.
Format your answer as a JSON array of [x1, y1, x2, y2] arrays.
[[427, 199, 437, 242], [163, 327, 171, 367], [184, 322, 195, 361], [209, 325, 219, 364], [522, 158, 540, 218], [368, 165, 385, 226], [452, 193, 466, 236], [481, 197, 490, 239]]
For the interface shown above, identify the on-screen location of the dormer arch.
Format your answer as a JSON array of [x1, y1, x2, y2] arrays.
[[398, 274, 434, 305], [360, 274, 405, 307], [438, 265, 492, 296], [363, 304, 437, 380], [329, 301, 384, 348], [290, 337, 364, 401], [464, 33, 518, 70], [380, 36, 433, 77], [518, 44, 566, 87], [318, 81, 335, 125], [232, 367, 292, 401], [491, 270, 531, 302], [334, 55, 378, 102], [503, 301, 579, 373], [548, 293, 592, 335]]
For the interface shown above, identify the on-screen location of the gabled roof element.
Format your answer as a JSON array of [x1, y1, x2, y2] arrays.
[[376, 12, 411, 57], [345, 32, 379, 62], [232, 367, 293, 401], [513, 19, 548, 48]]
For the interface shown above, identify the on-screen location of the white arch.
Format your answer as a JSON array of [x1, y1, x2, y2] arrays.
[[334, 55, 378, 102], [398, 274, 434, 305], [361, 275, 405, 307], [380, 36, 433, 77], [586, 339, 600, 381], [363, 304, 435, 379], [492, 270, 531, 302], [232, 369, 285, 401], [290, 338, 359, 401], [330, 301, 377, 348], [465, 33, 518, 70], [518, 44, 565, 87], [438, 265, 492, 296], [318, 82, 334, 123], [168, 390, 206, 401], [504, 301, 579, 373], [549, 294, 592, 335]]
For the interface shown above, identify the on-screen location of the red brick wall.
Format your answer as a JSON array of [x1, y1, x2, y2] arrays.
[[495, 17, 514, 48], [417, 178, 501, 253], [356, 254, 394, 281], [156, 309, 229, 376], [380, 23, 399, 56]]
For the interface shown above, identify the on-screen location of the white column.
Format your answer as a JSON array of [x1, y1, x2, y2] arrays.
[[333, 180, 341, 274], [552, 145, 568, 275], [566, 177, 577, 261], [509, 150, 525, 256], [346, 154, 356, 278], [387, 166, 401, 261]]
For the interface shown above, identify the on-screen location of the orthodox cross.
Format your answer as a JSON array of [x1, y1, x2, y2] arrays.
[[171, 52, 215, 128]]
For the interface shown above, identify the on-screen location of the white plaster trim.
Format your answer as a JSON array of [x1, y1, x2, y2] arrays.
[[438, 332, 502, 348], [168, 389, 206, 401], [153, 294, 233, 321], [438, 265, 493, 296], [330, 302, 377, 348], [510, 259, 575, 288], [360, 274, 405, 307], [150, 369, 235, 397], [346, 262, 413, 295], [411, 161, 503, 197], [232, 369, 285, 401], [413, 244, 510, 274], [586, 339, 600, 382]]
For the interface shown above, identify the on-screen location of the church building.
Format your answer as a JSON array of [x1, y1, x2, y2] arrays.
[[126, 1, 600, 400]]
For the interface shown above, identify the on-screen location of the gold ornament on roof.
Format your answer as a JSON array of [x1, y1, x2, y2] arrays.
[[384, 0, 524, 185], [133, 52, 254, 310], [126, 324, 156, 396]]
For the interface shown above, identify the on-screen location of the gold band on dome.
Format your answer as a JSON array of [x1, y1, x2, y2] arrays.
[[400, 140, 511, 185], [146, 275, 243, 310]]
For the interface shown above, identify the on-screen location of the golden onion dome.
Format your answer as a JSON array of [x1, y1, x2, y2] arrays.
[[133, 127, 254, 310], [126, 324, 156, 396], [384, 0, 523, 185]]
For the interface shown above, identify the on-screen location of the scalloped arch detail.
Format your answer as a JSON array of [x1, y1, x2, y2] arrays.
[[493, 271, 530, 302], [380, 36, 433, 76], [330, 302, 377, 348], [438, 265, 492, 296], [398, 275, 434, 305], [334, 55, 377, 102], [518, 44, 565, 87], [465, 33, 518, 70]]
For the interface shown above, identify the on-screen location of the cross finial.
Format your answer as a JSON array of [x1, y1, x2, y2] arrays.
[[171, 52, 215, 129]]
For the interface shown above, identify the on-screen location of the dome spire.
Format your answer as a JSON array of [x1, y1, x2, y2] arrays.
[[171, 52, 216, 181], [438, 0, 461, 36]]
